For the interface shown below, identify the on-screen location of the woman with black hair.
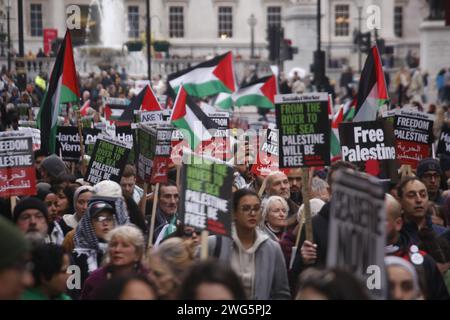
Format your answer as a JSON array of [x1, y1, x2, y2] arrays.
[[178, 260, 246, 300], [22, 244, 71, 300], [207, 188, 291, 300], [295, 268, 370, 300]]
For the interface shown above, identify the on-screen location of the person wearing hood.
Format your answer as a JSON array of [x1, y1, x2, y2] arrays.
[[60, 185, 94, 233], [72, 200, 129, 297], [385, 256, 423, 300], [208, 189, 291, 300]]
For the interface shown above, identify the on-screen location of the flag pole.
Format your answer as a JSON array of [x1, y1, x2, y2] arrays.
[[302, 168, 313, 242], [147, 182, 160, 251], [200, 230, 209, 260], [76, 109, 87, 177]]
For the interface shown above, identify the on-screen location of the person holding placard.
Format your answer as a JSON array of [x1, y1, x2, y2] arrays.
[[208, 189, 290, 300]]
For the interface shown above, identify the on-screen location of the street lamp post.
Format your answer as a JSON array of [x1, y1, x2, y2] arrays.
[[247, 14, 257, 59], [146, 0, 151, 80], [6, 0, 11, 72], [356, 4, 363, 73]]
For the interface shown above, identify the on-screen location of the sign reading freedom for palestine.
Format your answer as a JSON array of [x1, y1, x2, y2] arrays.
[[275, 93, 330, 168], [339, 120, 398, 181], [85, 134, 132, 185], [179, 154, 234, 237], [0, 131, 36, 197], [392, 109, 434, 168]]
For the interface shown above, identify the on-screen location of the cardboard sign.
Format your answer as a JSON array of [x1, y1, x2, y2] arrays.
[[85, 134, 132, 184], [56, 126, 81, 162], [150, 124, 174, 184], [136, 125, 157, 182], [276, 93, 331, 168], [327, 169, 386, 299], [179, 154, 234, 236], [339, 120, 398, 181], [0, 132, 36, 197], [18, 127, 41, 151], [251, 128, 281, 177], [393, 109, 434, 168], [438, 124, 450, 156], [83, 128, 102, 156]]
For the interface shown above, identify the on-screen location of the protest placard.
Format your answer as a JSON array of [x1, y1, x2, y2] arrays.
[[56, 126, 81, 162], [327, 169, 386, 299], [393, 109, 434, 168], [136, 125, 157, 182], [150, 124, 174, 184], [85, 134, 132, 184], [339, 120, 398, 181], [83, 128, 102, 156], [179, 154, 234, 237], [18, 127, 41, 151], [437, 124, 450, 156], [0, 132, 36, 197], [275, 93, 330, 168], [251, 128, 282, 177]]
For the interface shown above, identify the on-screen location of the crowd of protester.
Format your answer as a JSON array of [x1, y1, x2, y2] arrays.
[[1, 61, 450, 301]]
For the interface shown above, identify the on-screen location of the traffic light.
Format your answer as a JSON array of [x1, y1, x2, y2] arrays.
[[280, 39, 298, 61], [267, 26, 282, 62], [359, 32, 371, 54]]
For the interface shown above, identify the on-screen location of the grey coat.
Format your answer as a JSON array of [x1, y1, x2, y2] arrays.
[[208, 234, 291, 300]]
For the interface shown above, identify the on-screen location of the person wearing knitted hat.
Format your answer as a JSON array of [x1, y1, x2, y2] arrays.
[[14, 197, 65, 246], [40, 154, 68, 184], [0, 217, 33, 299], [416, 157, 445, 205]]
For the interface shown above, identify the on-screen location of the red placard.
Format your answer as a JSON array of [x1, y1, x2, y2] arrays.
[[0, 167, 36, 198], [150, 156, 170, 184], [43, 29, 58, 56], [396, 140, 430, 169]]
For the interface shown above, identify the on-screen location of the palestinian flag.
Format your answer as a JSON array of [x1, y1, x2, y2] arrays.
[[232, 75, 277, 109], [168, 52, 236, 98], [212, 92, 233, 110], [170, 85, 218, 150], [330, 104, 344, 161], [104, 98, 130, 126], [37, 30, 79, 155], [353, 46, 389, 122], [119, 85, 162, 121]]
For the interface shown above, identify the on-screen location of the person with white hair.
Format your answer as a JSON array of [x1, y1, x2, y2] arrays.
[[260, 196, 289, 242], [385, 256, 423, 300], [81, 225, 147, 300]]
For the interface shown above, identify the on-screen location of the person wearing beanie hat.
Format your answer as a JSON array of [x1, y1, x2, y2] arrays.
[[416, 157, 445, 205], [0, 216, 32, 299], [40, 154, 68, 184], [14, 197, 65, 246], [440, 154, 450, 179]]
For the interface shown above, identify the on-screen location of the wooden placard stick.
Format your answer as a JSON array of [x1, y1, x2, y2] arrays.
[[200, 230, 209, 260], [147, 183, 160, 251], [76, 109, 87, 177], [258, 177, 267, 198], [302, 169, 313, 242], [10, 196, 17, 216]]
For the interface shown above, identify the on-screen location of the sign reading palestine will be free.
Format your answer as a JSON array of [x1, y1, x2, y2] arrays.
[[85, 134, 132, 184], [179, 154, 234, 237], [275, 93, 330, 168]]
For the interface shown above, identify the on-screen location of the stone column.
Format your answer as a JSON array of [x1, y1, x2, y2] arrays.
[[283, 0, 318, 72]]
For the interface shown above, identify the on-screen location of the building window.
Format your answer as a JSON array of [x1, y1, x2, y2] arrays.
[[218, 6, 233, 38], [128, 6, 139, 38], [30, 4, 43, 37], [394, 6, 403, 37], [267, 6, 281, 29], [335, 5, 349, 37], [169, 6, 184, 38]]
